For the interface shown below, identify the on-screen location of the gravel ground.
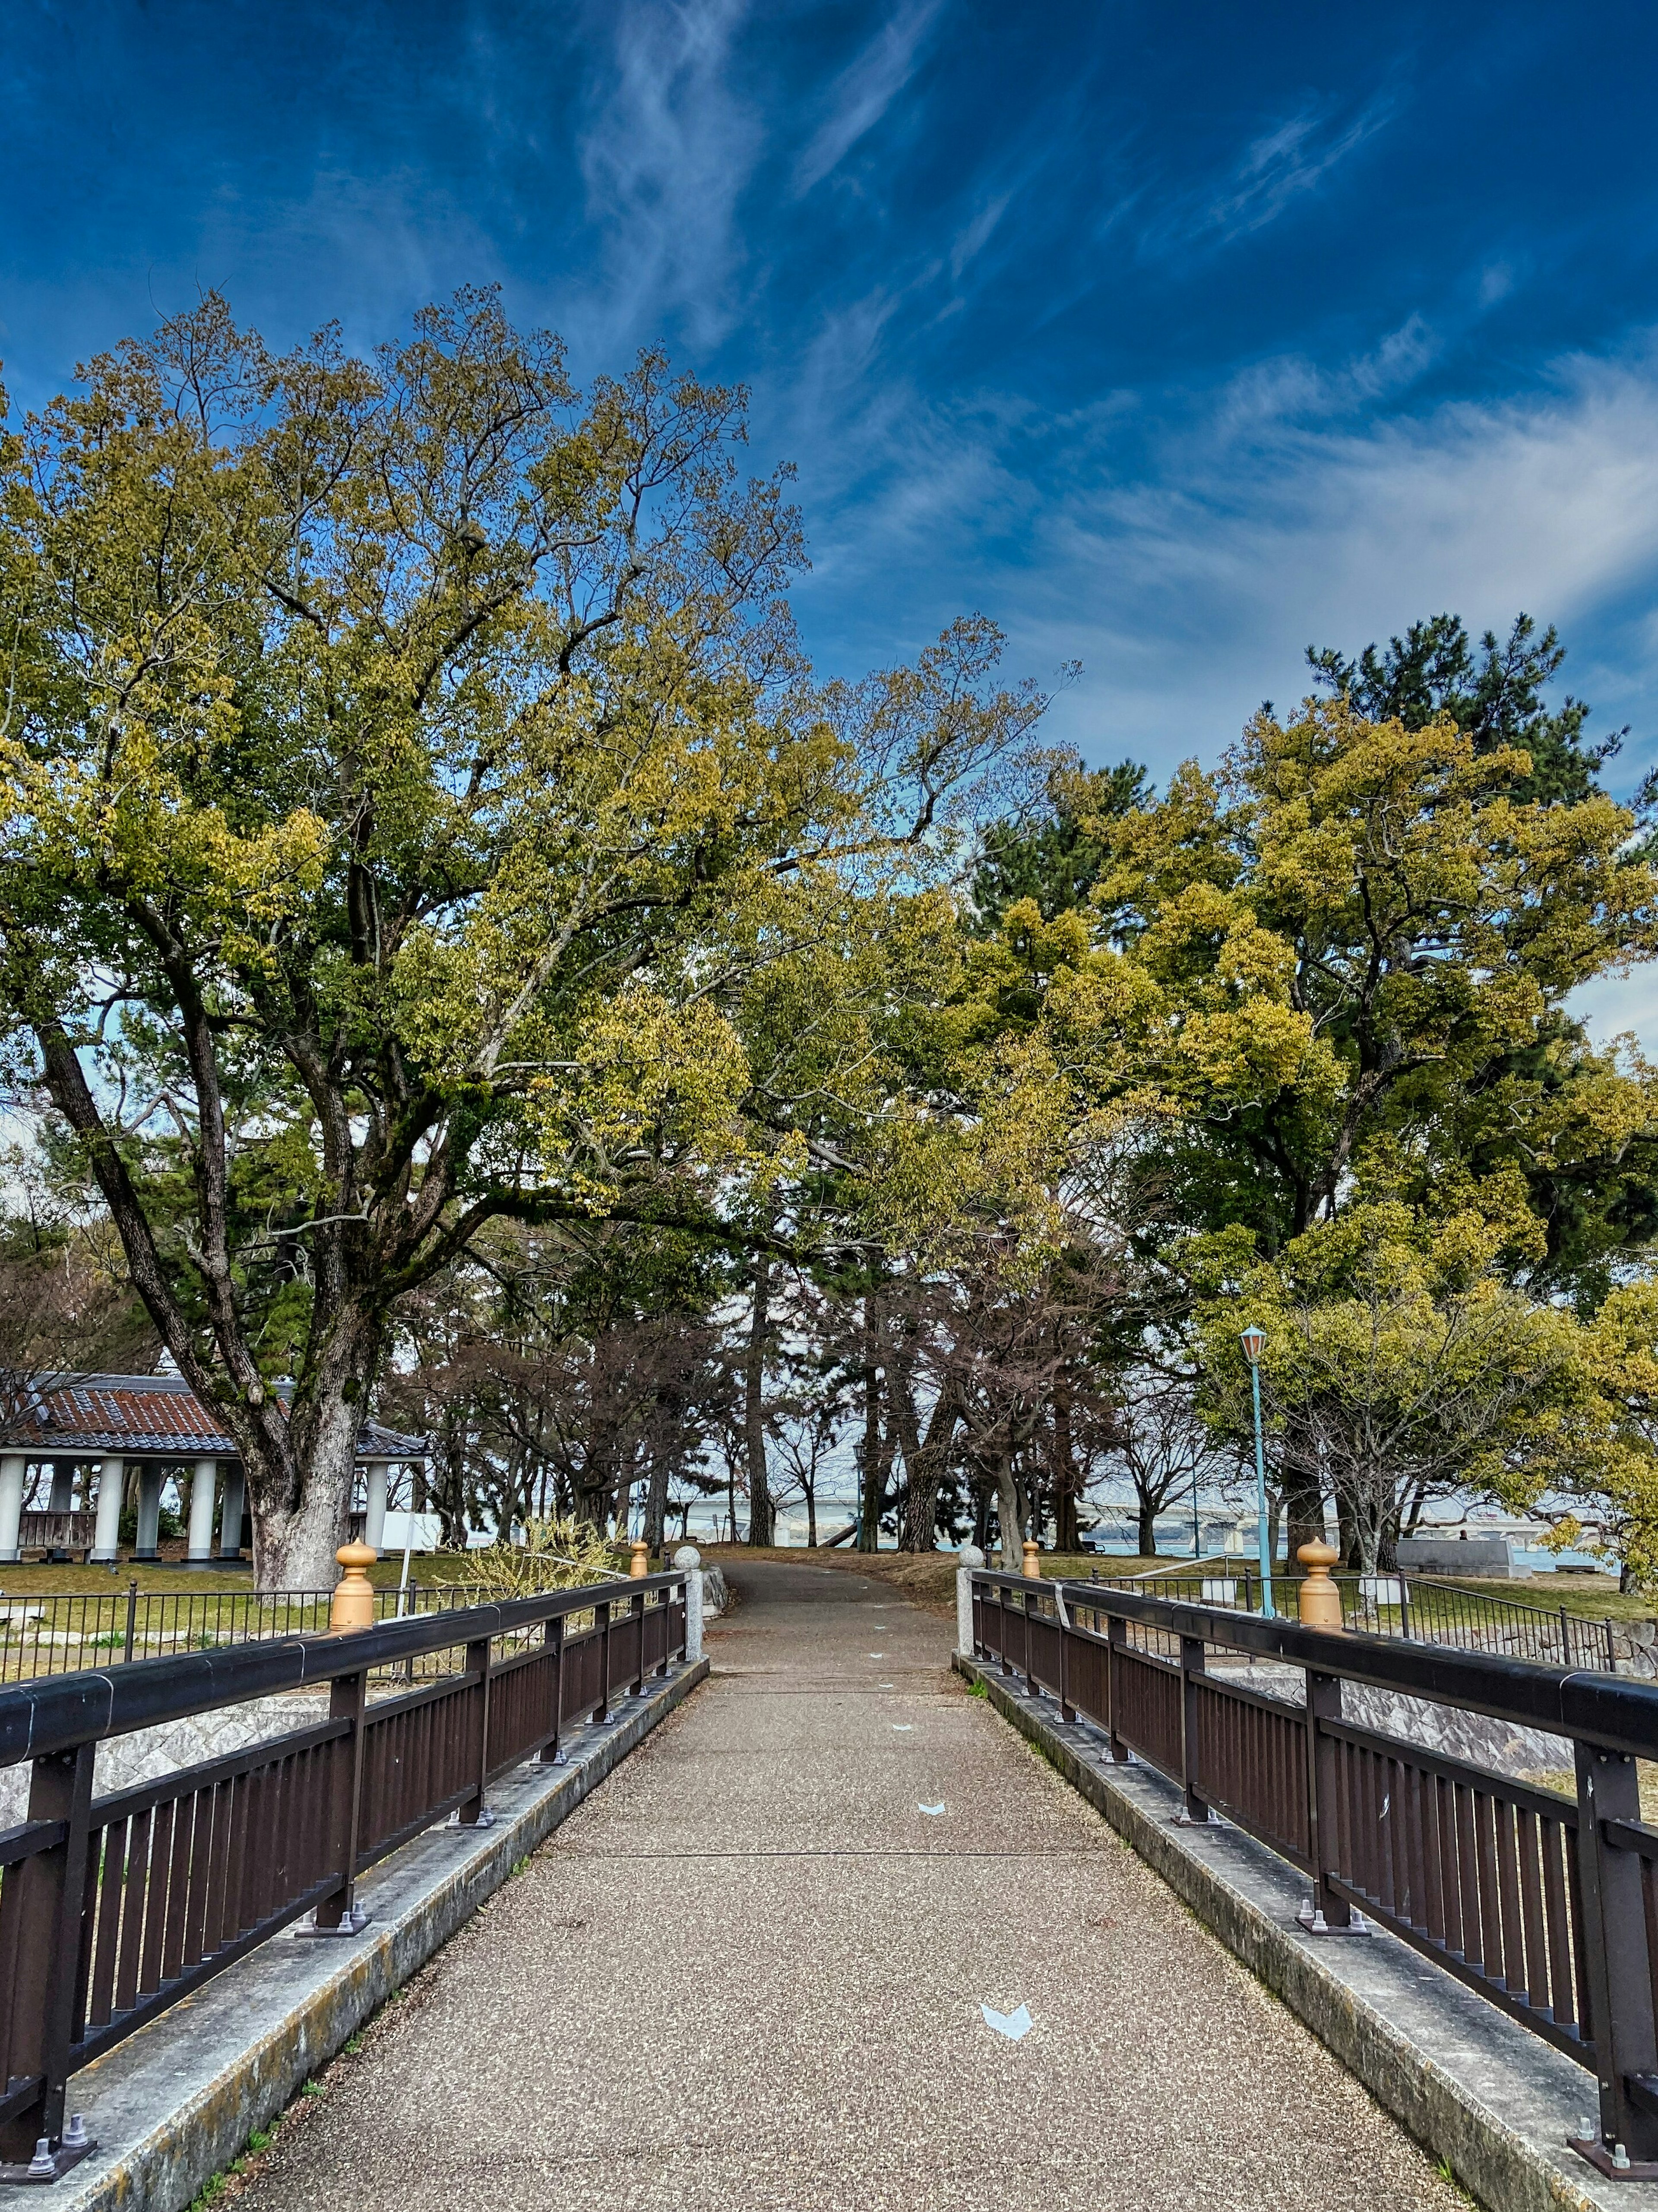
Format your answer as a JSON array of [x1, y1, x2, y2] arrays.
[[229, 1560, 1467, 2212]]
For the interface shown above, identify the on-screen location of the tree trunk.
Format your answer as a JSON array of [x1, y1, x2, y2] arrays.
[[897, 1369, 959, 1554], [248, 1308, 385, 1589], [805, 1479, 817, 1548], [995, 1455, 1023, 1571], [857, 1329, 883, 1552], [744, 1258, 774, 1545], [1281, 1471, 1324, 1568], [644, 1447, 671, 1554], [1052, 1377, 1081, 1554], [1136, 1488, 1159, 1559]]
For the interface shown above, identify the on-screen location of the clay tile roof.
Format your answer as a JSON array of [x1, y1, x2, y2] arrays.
[[0, 1375, 426, 1461]]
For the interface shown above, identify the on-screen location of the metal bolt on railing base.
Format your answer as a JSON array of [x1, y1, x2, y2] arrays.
[[1296, 1899, 1372, 1938], [0, 2119, 98, 2186], [1568, 2132, 1658, 2180], [445, 1808, 497, 1830], [1173, 1808, 1220, 1828], [293, 1907, 373, 1940]]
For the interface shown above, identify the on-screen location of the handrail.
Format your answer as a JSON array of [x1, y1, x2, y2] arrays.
[[1037, 1571, 1655, 1756], [0, 1571, 691, 2168], [966, 1566, 1658, 2175], [0, 1574, 684, 1764]]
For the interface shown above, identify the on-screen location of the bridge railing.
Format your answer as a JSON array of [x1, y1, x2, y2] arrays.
[[1082, 1565, 1628, 1672], [969, 1568, 1658, 2179], [0, 1580, 526, 1687], [0, 1571, 689, 2171]]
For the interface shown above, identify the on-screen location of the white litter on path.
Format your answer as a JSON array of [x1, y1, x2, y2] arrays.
[[892, 1724, 914, 1732], [918, 1802, 945, 1816], [981, 2003, 1032, 2041]]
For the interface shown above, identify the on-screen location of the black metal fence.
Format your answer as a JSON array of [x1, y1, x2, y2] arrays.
[[1088, 1566, 1629, 1672], [0, 1581, 557, 1687], [971, 1568, 1658, 2177], [0, 1572, 689, 2170]]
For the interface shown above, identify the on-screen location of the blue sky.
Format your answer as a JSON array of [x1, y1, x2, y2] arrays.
[[7, 4, 1658, 821]]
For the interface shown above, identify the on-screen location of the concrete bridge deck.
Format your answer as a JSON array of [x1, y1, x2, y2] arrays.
[[230, 1561, 1462, 2211]]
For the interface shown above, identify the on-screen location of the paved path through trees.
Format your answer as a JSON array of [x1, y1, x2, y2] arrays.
[[232, 1561, 1463, 2211]]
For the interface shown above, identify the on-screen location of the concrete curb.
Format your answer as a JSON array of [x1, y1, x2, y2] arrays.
[[56, 1656, 709, 2212], [956, 1653, 1614, 2212]]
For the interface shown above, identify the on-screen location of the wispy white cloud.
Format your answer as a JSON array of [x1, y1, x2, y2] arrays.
[[573, 0, 761, 350], [793, 0, 944, 196], [1140, 91, 1394, 260], [782, 326, 1658, 828]]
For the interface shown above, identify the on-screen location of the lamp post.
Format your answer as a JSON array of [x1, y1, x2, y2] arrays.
[[1240, 1324, 1275, 1619]]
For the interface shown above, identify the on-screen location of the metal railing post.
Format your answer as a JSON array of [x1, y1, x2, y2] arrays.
[[1574, 1744, 1658, 2164], [1178, 1633, 1208, 1823], [1058, 1597, 1073, 1724], [123, 1580, 138, 1665], [1304, 1671, 1351, 1928], [1106, 1615, 1128, 1762], [997, 1583, 1012, 1676], [596, 1600, 611, 1722], [315, 1670, 368, 1928], [539, 1613, 566, 1763], [0, 1741, 95, 2161], [631, 1587, 646, 1696], [1022, 1586, 1035, 1695], [461, 1635, 492, 1824]]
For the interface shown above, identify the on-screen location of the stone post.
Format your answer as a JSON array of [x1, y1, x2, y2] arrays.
[[363, 1460, 389, 1553], [185, 1459, 218, 1567], [90, 1460, 124, 1566], [956, 1544, 984, 1656], [133, 1466, 163, 1562], [674, 1544, 703, 1662]]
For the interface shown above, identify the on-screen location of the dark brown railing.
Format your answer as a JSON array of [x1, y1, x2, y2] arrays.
[[0, 1572, 688, 2170], [970, 1569, 1658, 2177], [0, 1580, 538, 1687], [1085, 1565, 1628, 1672]]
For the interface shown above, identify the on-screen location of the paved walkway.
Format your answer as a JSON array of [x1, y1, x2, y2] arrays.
[[233, 1563, 1462, 2211]]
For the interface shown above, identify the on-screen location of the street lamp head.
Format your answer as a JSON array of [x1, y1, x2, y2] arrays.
[[1240, 1324, 1266, 1366]]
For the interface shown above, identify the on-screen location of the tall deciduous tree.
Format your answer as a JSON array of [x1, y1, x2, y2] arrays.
[[0, 294, 1043, 1583]]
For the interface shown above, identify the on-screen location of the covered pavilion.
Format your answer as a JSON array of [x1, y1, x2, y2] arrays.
[[0, 1372, 426, 1567]]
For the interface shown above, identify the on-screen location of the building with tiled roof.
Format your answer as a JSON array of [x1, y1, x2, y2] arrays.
[[0, 1372, 426, 1567]]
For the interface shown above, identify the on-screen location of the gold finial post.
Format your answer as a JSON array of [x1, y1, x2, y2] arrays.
[[1021, 1539, 1041, 1579], [329, 1541, 378, 1631], [1297, 1539, 1343, 1630], [629, 1537, 650, 1578]]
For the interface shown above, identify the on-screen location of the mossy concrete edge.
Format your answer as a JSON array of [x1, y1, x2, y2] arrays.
[[956, 1653, 1604, 2212], [60, 1655, 710, 2212]]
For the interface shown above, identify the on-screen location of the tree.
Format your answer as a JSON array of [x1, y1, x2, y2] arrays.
[[0, 293, 1044, 1583], [1306, 610, 1623, 806], [1197, 1195, 1595, 1576], [1105, 1368, 1228, 1560], [969, 752, 1146, 929]]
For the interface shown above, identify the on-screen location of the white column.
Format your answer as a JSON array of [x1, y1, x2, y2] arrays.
[[91, 1458, 125, 1564], [363, 1460, 389, 1553], [134, 1466, 163, 1560], [187, 1458, 218, 1565], [675, 1545, 704, 1662], [956, 1545, 985, 1657], [218, 1465, 245, 1560], [0, 1453, 25, 1562]]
